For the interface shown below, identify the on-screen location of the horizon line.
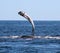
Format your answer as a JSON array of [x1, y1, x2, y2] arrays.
[[0, 20, 60, 21]]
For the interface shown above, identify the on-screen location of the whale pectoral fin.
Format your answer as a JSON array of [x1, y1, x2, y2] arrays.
[[32, 28, 35, 35]]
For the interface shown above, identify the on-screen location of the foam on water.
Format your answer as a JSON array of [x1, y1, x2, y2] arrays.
[[0, 35, 60, 39]]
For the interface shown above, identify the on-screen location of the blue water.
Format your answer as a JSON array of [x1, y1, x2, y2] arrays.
[[0, 21, 60, 36], [0, 21, 60, 53]]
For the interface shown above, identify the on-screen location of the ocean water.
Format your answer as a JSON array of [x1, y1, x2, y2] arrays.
[[0, 21, 60, 53]]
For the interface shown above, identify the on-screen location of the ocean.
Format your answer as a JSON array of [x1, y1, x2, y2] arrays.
[[0, 21, 60, 53]]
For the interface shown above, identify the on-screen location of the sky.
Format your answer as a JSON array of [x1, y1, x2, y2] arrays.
[[0, 0, 60, 20]]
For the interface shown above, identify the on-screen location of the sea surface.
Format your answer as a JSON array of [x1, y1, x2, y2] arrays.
[[0, 21, 60, 53]]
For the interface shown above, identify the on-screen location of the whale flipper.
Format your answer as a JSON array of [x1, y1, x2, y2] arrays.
[[18, 11, 35, 35]]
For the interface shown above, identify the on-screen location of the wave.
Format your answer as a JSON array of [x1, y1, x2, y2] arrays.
[[0, 35, 60, 40]]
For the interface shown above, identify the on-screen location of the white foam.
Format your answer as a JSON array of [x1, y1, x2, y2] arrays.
[[10, 36, 19, 39], [0, 36, 60, 39]]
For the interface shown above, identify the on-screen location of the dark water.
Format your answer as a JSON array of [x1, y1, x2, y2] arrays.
[[0, 21, 60, 53]]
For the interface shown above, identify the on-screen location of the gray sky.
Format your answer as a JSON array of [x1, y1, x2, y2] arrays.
[[0, 0, 60, 20]]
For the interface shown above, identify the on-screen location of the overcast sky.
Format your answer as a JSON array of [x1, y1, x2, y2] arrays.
[[0, 0, 60, 20]]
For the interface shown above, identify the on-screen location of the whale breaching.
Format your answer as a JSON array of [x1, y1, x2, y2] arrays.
[[18, 11, 35, 35]]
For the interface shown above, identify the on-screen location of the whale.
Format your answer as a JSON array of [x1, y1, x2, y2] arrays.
[[18, 11, 35, 35]]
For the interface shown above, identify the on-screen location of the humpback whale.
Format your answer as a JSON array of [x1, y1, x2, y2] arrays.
[[18, 11, 35, 35]]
